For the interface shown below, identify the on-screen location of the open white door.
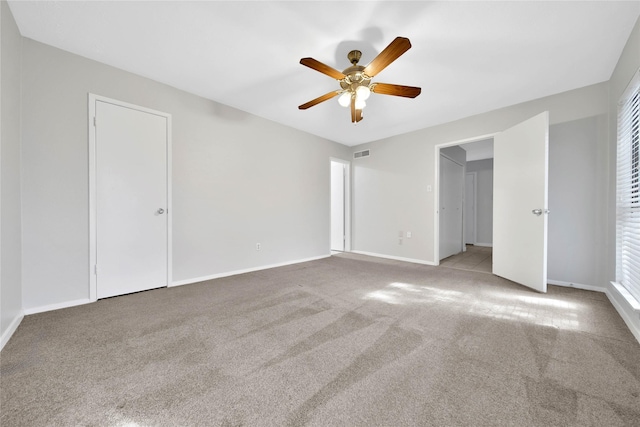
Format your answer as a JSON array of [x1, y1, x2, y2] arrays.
[[493, 112, 549, 292], [330, 161, 345, 251]]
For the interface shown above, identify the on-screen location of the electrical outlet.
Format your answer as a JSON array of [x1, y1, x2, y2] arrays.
[[256, 243, 261, 251], [399, 238, 403, 245], [399, 231, 403, 238]]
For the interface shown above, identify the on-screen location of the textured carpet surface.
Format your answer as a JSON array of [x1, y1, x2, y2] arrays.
[[2, 253, 639, 426]]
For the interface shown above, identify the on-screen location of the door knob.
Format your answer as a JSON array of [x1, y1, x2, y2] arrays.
[[157, 208, 165, 214], [531, 209, 549, 216]]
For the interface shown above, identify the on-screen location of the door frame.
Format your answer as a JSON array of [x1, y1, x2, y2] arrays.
[[464, 171, 478, 246], [434, 134, 496, 263], [330, 158, 351, 252], [88, 94, 172, 301]]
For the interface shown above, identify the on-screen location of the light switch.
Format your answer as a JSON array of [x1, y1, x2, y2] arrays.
[[406, 232, 412, 238]]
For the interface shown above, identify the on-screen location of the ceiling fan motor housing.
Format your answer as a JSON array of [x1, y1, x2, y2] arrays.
[[340, 65, 371, 92]]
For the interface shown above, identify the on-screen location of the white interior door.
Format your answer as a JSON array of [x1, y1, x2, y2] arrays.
[[493, 111, 549, 292], [95, 100, 169, 299], [330, 161, 345, 251], [465, 172, 476, 245], [439, 155, 464, 259]]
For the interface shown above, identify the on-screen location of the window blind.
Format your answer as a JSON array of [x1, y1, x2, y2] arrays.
[[616, 70, 640, 304]]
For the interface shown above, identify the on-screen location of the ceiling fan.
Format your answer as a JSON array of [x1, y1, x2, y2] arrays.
[[298, 37, 421, 123]]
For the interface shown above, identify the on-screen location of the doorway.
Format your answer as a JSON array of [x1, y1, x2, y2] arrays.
[[330, 159, 351, 252], [464, 172, 477, 245], [435, 112, 549, 293], [89, 95, 172, 300], [438, 138, 493, 268], [465, 153, 494, 248]]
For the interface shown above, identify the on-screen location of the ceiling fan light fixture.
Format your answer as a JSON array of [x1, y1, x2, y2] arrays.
[[338, 92, 352, 107], [355, 98, 366, 110], [355, 85, 371, 101]]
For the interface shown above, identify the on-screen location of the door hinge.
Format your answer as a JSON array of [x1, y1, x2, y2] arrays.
[[93, 117, 97, 127]]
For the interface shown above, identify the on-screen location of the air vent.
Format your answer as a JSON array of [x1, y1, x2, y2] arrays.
[[354, 150, 370, 159]]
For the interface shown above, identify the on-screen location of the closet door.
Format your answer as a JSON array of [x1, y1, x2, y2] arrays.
[[93, 98, 170, 299], [440, 154, 464, 259]]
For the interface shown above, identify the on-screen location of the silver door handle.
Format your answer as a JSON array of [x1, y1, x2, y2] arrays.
[[157, 208, 165, 214], [532, 209, 549, 216]]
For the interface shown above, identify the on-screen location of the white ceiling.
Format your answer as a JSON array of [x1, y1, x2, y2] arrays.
[[8, 1, 640, 146]]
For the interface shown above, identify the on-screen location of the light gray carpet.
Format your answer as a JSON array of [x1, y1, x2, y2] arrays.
[[2, 253, 639, 426]]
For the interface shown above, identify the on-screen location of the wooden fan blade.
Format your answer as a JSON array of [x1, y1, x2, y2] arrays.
[[298, 91, 340, 110], [371, 83, 421, 98], [356, 109, 363, 122], [351, 96, 356, 123], [363, 37, 412, 77], [300, 58, 346, 80]]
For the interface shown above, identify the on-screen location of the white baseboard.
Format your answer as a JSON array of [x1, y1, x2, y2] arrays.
[[350, 250, 437, 266], [171, 254, 332, 287], [609, 281, 640, 311], [547, 279, 606, 293], [1, 311, 24, 352], [23, 298, 93, 316], [606, 283, 640, 344]]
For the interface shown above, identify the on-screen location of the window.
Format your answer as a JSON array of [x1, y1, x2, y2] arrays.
[[616, 69, 640, 305]]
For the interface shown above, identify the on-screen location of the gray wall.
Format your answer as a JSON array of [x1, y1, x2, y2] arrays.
[[1, 0, 23, 344], [351, 82, 609, 280], [548, 116, 607, 287], [606, 17, 640, 337], [20, 39, 350, 310], [466, 159, 493, 246]]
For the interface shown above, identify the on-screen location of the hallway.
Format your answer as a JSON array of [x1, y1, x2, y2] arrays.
[[440, 244, 492, 273]]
